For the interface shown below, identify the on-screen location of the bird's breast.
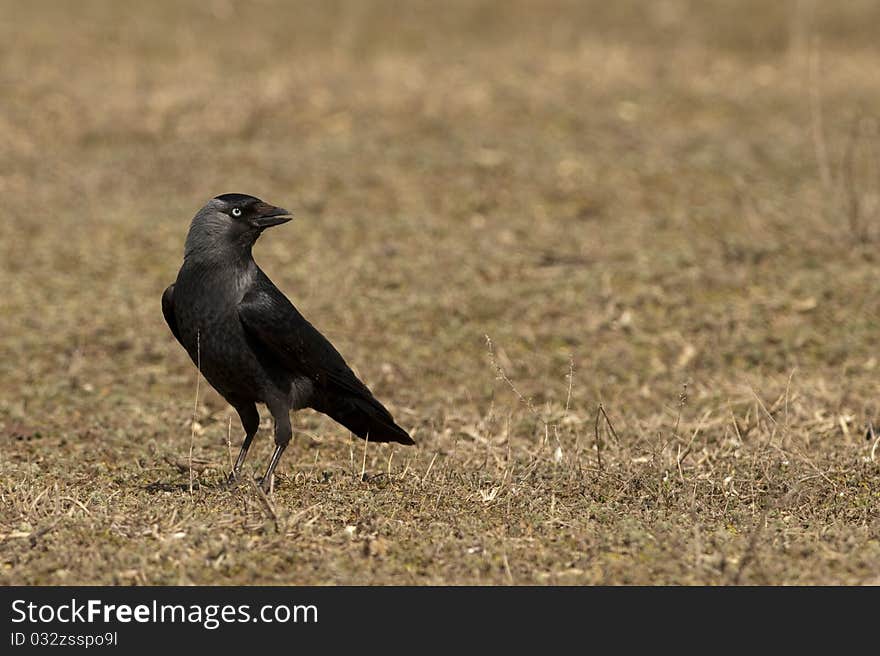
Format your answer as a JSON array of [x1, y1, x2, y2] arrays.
[[171, 267, 269, 399]]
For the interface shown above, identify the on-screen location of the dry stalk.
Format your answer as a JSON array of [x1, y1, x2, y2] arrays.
[[189, 330, 201, 496]]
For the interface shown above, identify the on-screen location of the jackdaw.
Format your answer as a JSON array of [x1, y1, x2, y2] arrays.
[[162, 193, 414, 492]]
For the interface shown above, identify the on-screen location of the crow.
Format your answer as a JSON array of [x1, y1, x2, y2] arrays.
[[162, 193, 414, 492]]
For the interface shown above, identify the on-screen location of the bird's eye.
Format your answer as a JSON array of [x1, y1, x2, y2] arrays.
[[231, 208, 242, 217]]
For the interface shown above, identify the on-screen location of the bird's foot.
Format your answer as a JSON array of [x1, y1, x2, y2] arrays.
[[223, 469, 244, 489], [258, 474, 274, 495]]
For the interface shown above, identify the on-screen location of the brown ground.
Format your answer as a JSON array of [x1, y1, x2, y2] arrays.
[[1, 0, 879, 585]]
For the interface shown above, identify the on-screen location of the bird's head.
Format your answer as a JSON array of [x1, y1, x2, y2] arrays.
[[184, 193, 293, 259]]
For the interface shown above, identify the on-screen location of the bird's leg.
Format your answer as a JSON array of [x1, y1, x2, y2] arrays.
[[228, 403, 260, 484], [259, 444, 287, 494], [259, 408, 291, 494], [229, 434, 255, 483]]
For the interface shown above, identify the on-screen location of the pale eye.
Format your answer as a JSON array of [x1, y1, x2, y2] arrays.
[[231, 208, 242, 217]]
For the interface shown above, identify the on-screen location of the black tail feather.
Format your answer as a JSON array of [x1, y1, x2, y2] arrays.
[[321, 396, 415, 445]]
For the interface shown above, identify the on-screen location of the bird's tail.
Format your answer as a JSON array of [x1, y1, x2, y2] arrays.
[[323, 396, 415, 445]]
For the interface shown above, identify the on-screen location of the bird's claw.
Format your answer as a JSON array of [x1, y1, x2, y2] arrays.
[[257, 474, 275, 495], [223, 470, 244, 489]]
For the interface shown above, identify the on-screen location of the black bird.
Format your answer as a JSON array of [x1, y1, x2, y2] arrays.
[[162, 194, 414, 492]]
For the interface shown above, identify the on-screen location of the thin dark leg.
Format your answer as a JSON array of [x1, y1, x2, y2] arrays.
[[228, 403, 260, 483], [259, 443, 287, 494], [229, 433, 256, 482], [259, 407, 291, 493]]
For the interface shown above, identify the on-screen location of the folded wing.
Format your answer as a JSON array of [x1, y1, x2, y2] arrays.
[[238, 283, 414, 445]]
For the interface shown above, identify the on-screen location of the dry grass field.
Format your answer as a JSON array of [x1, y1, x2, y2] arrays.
[[2, 0, 879, 585]]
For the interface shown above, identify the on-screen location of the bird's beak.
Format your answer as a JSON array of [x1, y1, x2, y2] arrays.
[[252, 203, 293, 228]]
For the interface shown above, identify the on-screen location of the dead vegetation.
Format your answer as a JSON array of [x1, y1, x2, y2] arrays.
[[1, 0, 879, 585]]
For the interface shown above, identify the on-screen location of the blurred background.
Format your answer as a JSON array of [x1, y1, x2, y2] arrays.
[[1, 1, 879, 584]]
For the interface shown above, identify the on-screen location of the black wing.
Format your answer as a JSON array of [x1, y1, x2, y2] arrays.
[[161, 284, 183, 344], [238, 283, 414, 445]]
